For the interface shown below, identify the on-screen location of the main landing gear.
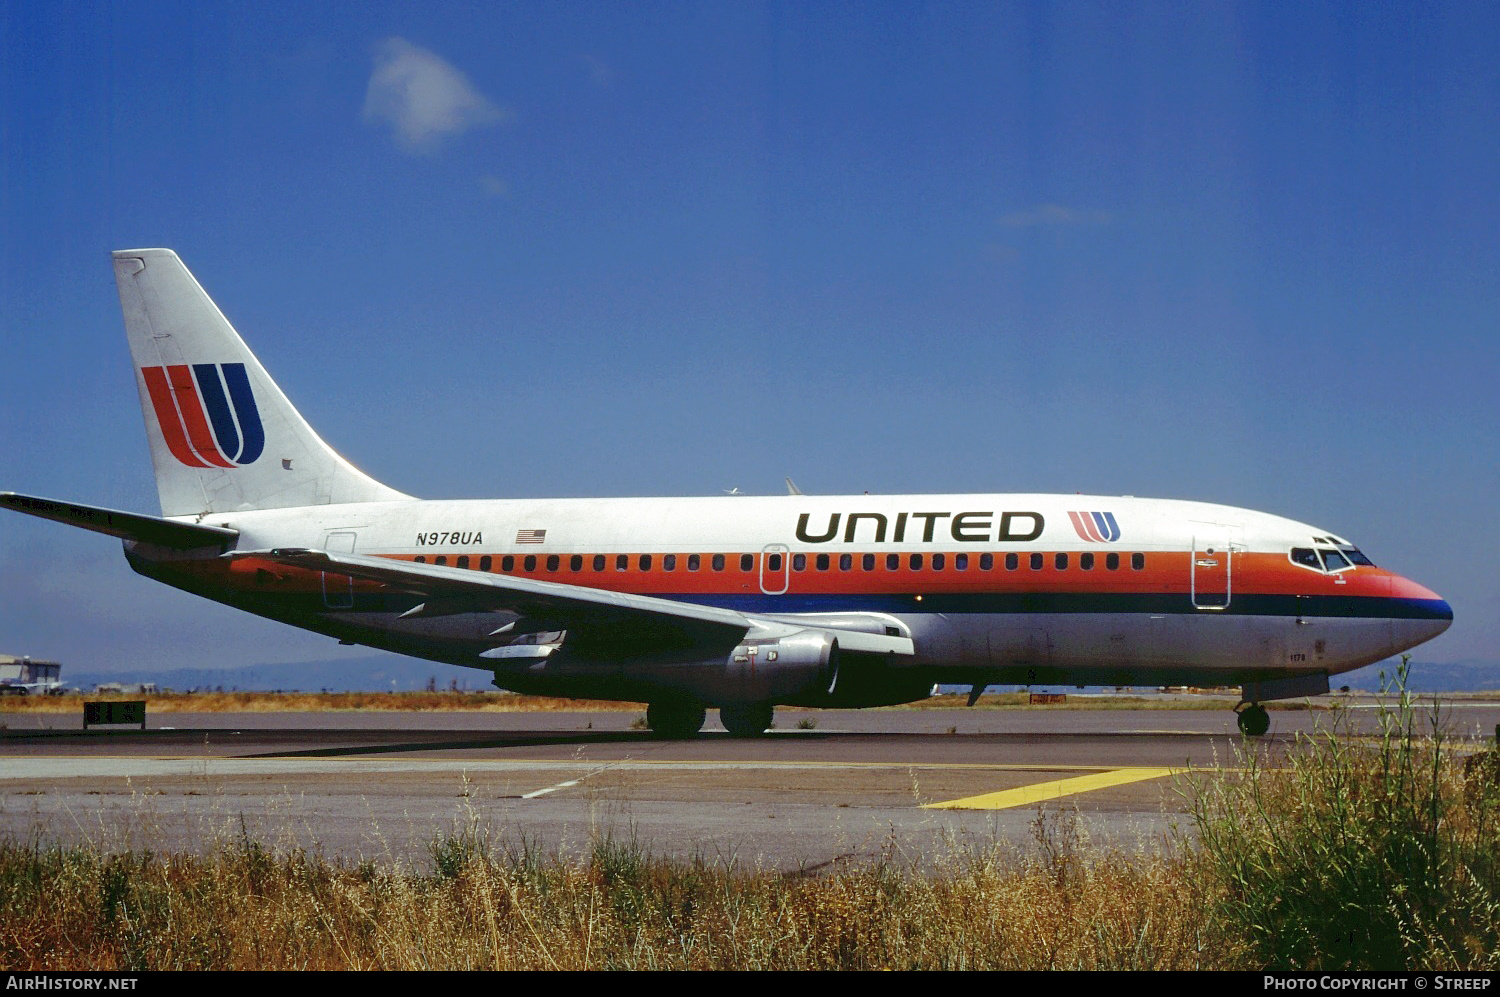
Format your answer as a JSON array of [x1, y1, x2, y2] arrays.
[[719, 702, 774, 738], [646, 701, 706, 739], [1235, 702, 1271, 737]]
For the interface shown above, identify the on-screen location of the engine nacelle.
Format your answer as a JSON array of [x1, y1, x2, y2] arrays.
[[716, 629, 840, 704], [490, 627, 841, 706]]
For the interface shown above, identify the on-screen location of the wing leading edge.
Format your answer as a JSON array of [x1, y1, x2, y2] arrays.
[[234, 547, 915, 657]]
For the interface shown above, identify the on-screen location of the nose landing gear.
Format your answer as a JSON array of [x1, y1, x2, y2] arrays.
[[1235, 702, 1271, 737]]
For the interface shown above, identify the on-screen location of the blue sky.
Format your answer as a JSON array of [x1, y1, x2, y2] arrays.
[[1, 1, 1495, 674]]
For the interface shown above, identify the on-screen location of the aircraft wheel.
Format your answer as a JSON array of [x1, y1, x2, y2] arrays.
[[646, 701, 706, 739], [1237, 704, 1271, 737], [720, 702, 774, 738]]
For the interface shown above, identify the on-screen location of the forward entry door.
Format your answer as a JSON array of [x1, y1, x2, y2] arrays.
[[1190, 530, 1240, 610]]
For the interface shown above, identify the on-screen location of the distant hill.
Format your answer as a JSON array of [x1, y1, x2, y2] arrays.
[[1336, 659, 1500, 693], [55, 656, 1500, 696]]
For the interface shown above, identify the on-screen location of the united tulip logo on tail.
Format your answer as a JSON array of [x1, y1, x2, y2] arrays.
[[141, 363, 265, 468], [1068, 511, 1121, 543]]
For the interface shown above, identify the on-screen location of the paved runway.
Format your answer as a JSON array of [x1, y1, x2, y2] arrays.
[[4, 702, 1496, 870]]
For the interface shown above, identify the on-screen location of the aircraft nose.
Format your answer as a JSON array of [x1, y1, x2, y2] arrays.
[[1390, 574, 1453, 643]]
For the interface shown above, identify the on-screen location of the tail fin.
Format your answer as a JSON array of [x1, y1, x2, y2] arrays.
[[113, 249, 412, 516]]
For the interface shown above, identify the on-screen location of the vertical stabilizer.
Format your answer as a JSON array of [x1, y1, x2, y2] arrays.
[[113, 249, 413, 516]]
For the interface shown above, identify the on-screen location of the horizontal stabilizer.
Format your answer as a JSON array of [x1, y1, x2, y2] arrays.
[[0, 492, 239, 550]]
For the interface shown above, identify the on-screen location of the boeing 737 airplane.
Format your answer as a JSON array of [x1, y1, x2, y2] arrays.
[[2, 250, 1453, 736]]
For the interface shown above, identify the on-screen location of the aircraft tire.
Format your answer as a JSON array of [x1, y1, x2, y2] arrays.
[[646, 701, 706, 739], [1237, 704, 1271, 737], [720, 702, 774, 738]]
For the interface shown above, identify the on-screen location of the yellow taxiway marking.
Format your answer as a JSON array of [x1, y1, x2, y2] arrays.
[[923, 766, 1177, 810]]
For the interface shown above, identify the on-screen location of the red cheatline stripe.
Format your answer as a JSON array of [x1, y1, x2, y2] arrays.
[[165, 365, 234, 468], [141, 367, 210, 468]]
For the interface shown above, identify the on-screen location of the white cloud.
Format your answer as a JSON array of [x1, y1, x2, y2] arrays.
[[363, 37, 506, 153], [998, 204, 1113, 228]]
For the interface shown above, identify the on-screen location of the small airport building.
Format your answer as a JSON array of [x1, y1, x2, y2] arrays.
[[0, 653, 62, 694]]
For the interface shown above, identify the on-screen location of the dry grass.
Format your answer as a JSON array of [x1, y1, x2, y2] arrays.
[[0, 811, 1233, 971]]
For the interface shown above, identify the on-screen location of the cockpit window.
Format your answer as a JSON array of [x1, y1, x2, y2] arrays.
[[1293, 543, 1369, 573], [1320, 549, 1352, 572]]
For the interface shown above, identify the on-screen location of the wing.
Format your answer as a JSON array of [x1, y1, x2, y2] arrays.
[[236, 547, 752, 653], [234, 547, 914, 657]]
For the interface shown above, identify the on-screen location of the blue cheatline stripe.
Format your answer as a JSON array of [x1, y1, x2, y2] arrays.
[[1099, 511, 1121, 542], [220, 363, 264, 464], [192, 364, 239, 463]]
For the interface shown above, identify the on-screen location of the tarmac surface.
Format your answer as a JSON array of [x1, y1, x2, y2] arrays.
[[4, 700, 1498, 871]]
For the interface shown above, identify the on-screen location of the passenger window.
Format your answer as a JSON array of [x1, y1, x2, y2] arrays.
[[910, 553, 924, 570], [663, 554, 677, 571], [435, 556, 447, 566], [502, 555, 514, 572], [415, 556, 426, 564], [886, 553, 900, 570], [1006, 553, 1018, 570], [712, 554, 725, 571], [480, 555, 492, 572], [740, 554, 753, 571], [592, 554, 605, 571], [1131, 553, 1145, 570], [812, 553, 826, 571], [1106, 553, 1119, 570], [955, 553, 968, 571], [547, 555, 560, 571], [1080, 552, 1094, 570], [839, 553, 852, 571], [570, 555, 583, 571], [767, 553, 782, 572], [932, 553, 945, 570], [639, 554, 652, 571], [457, 555, 470, 569], [793, 553, 807, 571], [687, 554, 700, 571], [863, 553, 876, 571], [1055, 553, 1068, 570], [1030, 553, 1043, 570]]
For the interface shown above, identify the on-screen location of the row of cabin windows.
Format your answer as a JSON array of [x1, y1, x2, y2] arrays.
[[414, 553, 758, 573], [773, 551, 1146, 572], [412, 551, 1149, 573]]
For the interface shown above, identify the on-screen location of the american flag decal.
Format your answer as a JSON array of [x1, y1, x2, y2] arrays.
[[515, 529, 547, 544]]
